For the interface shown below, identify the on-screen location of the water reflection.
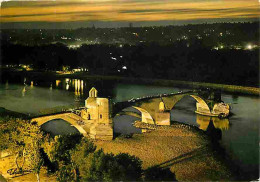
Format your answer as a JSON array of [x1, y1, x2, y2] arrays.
[[56, 78, 86, 99], [66, 83, 69, 90], [81, 80, 84, 94], [56, 80, 61, 87], [196, 115, 229, 131], [205, 119, 222, 141], [22, 86, 26, 97], [232, 94, 239, 102], [5, 80, 8, 89], [75, 79, 80, 96]]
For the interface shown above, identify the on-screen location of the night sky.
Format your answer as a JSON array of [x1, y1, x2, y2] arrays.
[[1, 0, 259, 28]]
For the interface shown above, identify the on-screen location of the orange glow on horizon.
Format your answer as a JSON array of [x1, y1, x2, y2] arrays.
[[1, 0, 259, 23]]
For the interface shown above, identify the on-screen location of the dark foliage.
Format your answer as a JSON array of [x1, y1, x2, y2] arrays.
[[83, 150, 143, 181], [144, 166, 177, 181], [47, 134, 83, 164], [56, 163, 77, 182], [1, 41, 258, 86]]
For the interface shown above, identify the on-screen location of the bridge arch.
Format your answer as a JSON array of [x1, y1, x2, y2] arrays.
[[31, 113, 87, 136], [132, 106, 155, 124], [169, 94, 211, 114]]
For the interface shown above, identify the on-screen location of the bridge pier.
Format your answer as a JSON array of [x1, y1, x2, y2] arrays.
[[155, 112, 170, 125], [195, 102, 230, 117]]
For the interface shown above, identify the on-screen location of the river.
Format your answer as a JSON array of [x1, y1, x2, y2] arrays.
[[0, 77, 259, 180]]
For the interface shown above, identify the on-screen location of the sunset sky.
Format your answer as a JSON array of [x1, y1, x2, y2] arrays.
[[1, 0, 259, 28]]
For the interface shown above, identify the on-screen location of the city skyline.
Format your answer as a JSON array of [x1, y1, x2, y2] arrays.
[[1, 0, 259, 29]]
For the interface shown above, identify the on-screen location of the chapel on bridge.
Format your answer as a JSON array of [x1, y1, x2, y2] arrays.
[[80, 87, 113, 140]]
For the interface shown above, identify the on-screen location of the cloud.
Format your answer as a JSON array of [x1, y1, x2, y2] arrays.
[[1, 0, 259, 23]]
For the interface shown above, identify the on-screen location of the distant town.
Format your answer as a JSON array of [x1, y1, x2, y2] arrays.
[[1, 22, 259, 87], [1, 22, 258, 49]]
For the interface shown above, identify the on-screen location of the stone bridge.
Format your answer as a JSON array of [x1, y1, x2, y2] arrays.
[[31, 89, 229, 140], [113, 90, 230, 126]]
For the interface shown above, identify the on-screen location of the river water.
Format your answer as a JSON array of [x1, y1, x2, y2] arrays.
[[0, 77, 259, 180]]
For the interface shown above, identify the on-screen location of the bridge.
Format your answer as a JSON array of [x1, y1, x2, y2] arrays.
[[113, 90, 230, 126], [32, 88, 229, 140]]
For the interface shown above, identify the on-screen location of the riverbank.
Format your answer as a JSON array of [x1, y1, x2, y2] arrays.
[[95, 124, 234, 181], [0, 107, 28, 119]]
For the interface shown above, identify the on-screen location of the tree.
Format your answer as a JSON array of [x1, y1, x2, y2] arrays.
[[25, 141, 43, 182], [42, 134, 83, 181], [0, 118, 44, 181], [113, 153, 143, 181], [0, 116, 18, 151], [78, 149, 142, 181], [16, 121, 44, 181], [43, 134, 82, 164], [56, 162, 76, 182], [69, 138, 97, 181]]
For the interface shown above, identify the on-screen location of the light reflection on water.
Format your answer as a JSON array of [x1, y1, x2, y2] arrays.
[[0, 81, 78, 115], [56, 78, 86, 100], [196, 115, 229, 131]]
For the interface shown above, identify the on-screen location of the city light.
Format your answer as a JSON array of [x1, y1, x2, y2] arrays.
[[246, 44, 252, 50]]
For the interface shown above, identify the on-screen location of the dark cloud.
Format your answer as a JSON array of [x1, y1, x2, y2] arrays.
[[1, 1, 90, 8], [1, 11, 99, 18], [120, 6, 258, 15]]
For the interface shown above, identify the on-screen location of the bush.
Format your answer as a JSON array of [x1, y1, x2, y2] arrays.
[[56, 163, 77, 182], [144, 166, 177, 181], [45, 136, 143, 182], [77, 149, 142, 181], [114, 153, 142, 181], [43, 134, 83, 164]]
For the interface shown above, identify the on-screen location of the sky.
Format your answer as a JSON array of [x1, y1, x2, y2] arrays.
[[0, 0, 259, 28]]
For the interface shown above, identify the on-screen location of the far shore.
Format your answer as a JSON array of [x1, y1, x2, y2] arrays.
[[2, 70, 259, 96]]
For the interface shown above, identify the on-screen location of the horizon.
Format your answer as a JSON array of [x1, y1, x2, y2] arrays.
[[1, 19, 259, 30]]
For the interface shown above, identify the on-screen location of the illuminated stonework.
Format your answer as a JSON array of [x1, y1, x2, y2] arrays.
[[33, 87, 113, 140], [81, 87, 113, 140]]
